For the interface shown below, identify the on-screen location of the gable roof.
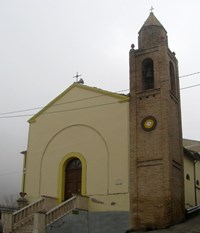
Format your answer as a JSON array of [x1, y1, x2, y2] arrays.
[[28, 83, 129, 123], [184, 147, 200, 161]]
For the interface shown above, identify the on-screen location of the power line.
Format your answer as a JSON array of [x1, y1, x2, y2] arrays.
[[179, 72, 200, 78], [180, 83, 200, 90], [0, 89, 129, 116], [0, 113, 34, 119], [0, 101, 120, 119], [0, 107, 42, 116], [0, 71, 199, 117], [0, 80, 200, 120]]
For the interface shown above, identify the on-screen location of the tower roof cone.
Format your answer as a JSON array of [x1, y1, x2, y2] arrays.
[[138, 12, 168, 49], [139, 12, 166, 32]]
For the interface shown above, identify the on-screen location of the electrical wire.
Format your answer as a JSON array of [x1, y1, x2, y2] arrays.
[[180, 83, 200, 90], [0, 89, 129, 116], [0, 101, 120, 119], [179, 72, 200, 78], [0, 71, 200, 117], [0, 72, 200, 119]]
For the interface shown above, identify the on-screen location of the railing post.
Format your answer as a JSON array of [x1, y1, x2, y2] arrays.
[[1, 210, 13, 233], [76, 195, 89, 210], [42, 196, 58, 211], [17, 196, 29, 209], [33, 212, 46, 233]]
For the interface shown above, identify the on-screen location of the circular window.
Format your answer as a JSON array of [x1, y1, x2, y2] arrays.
[[141, 116, 157, 131]]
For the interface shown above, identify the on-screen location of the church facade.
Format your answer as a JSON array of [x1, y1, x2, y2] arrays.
[[3, 13, 200, 233], [25, 84, 130, 213]]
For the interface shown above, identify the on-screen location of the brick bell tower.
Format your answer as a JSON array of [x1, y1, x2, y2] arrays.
[[129, 12, 185, 230]]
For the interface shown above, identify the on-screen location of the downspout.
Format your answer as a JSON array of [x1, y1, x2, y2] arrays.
[[20, 151, 27, 193], [194, 160, 197, 206]]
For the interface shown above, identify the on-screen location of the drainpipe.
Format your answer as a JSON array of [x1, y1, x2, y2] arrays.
[[20, 151, 27, 193], [194, 160, 197, 206]]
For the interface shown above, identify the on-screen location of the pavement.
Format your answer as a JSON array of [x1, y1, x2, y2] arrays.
[[136, 214, 200, 233]]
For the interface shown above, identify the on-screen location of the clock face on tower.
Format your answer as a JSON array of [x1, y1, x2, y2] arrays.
[[141, 116, 157, 131]]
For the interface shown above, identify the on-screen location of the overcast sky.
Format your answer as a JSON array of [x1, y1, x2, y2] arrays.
[[0, 0, 200, 202]]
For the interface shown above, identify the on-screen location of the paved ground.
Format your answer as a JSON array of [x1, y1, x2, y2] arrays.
[[135, 214, 200, 233]]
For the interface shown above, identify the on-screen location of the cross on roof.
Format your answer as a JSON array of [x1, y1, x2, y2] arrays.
[[150, 6, 154, 12], [73, 72, 82, 82]]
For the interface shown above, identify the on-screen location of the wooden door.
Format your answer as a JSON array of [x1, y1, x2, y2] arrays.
[[64, 158, 82, 200]]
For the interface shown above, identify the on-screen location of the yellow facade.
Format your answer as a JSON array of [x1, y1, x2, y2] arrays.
[[24, 84, 130, 211], [23, 84, 200, 212]]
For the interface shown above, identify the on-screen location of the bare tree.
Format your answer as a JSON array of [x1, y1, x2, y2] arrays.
[[0, 193, 19, 209]]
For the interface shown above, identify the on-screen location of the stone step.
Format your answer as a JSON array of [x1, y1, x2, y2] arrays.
[[13, 223, 33, 233]]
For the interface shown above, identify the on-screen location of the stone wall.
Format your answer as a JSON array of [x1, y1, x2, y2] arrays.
[[46, 210, 129, 233]]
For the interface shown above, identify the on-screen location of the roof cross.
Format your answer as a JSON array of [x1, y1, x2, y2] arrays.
[[73, 72, 82, 82], [150, 6, 154, 12]]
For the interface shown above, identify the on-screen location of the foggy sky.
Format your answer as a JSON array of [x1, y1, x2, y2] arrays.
[[0, 0, 200, 202]]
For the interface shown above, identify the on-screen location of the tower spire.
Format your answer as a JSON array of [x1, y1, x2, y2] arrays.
[[138, 12, 168, 49]]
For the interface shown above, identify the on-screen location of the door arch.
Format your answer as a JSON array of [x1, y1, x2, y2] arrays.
[[58, 153, 86, 203], [64, 158, 82, 200]]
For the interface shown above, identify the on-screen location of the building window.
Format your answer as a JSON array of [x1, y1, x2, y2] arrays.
[[169, 61, 176, 94], [142, 58, 154, 90], [186, 174, 190, 180], [197, 180, 200, 186]]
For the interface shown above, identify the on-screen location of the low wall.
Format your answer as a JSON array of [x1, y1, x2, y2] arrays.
[[46, 210, 129, 233]]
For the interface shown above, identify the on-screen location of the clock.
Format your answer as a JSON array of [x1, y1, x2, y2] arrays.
[[141, 116, 157, 131]]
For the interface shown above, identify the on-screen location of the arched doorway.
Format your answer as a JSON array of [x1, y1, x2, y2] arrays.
[[64, 158, 82, 200]]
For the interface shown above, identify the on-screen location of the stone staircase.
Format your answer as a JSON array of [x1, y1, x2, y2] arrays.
[[2, 195, 89, 233], [13, 219, 33, 233], [11, 197, 49, 233], [46, 195, 87, 225]]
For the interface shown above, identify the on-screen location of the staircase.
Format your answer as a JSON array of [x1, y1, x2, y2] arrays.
[[13, 219, 33, 233], [12, 197, 47, 233], [46, 195, 88, 226], [2, 195, 88, 233]]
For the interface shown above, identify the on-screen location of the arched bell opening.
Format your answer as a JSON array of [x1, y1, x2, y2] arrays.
[[142, 58, 154, 90], [170, 61, 176, 94]]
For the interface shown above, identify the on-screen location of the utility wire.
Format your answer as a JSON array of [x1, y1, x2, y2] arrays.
[[0, 101, 120, 119], [0, 71, 199, 116], [0, 89, 129, 116], [180, 83, 200, 90], [179, 72, 200, 78], [0, 83, 200, 119], [0, 73, 200, 119]]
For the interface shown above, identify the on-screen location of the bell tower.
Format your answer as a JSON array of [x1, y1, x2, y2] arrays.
[[129, 12, 185, 230]]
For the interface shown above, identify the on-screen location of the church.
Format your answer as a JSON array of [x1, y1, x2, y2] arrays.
[[2, 12, 200, 233]]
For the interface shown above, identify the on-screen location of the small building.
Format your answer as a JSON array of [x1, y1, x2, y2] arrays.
[[183, 139, 200, 208]]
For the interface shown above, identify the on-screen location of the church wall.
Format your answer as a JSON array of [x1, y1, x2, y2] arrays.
[[24, 86, 130, 212], [184, 157, 200, 208], [183, 139, 200, 208], [197, 162, 200, 205]]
